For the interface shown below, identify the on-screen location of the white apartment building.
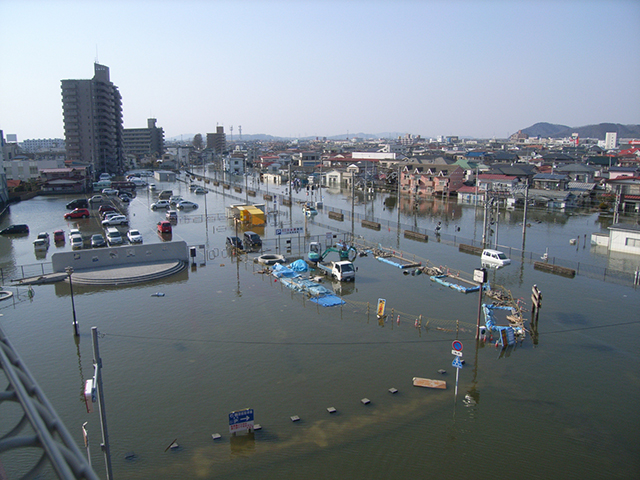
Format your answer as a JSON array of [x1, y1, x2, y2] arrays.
[[4, 157, 64, 181], [20, 138, 65, 153]]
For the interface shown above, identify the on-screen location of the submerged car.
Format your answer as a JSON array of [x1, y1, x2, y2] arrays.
[[226, 236, 243, 250], [101, 215, 128, 226], [157, 221, 172, 234], [91, 234, 107, 248], [53, 230, 65, 244], [151, 200, 171, 210], [66, 198, 89, 210], [176, 200, 198, 210], [64, 208, 90, 219], [481, 249, 511, 267], [127, 229, 143, 244], [0, 224, 29, 235]]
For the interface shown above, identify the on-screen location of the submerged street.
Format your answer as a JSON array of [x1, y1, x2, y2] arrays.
[[1, 177, 639, 479]]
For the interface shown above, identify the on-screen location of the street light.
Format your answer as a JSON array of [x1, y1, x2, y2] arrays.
[[65, 266, 79, 337]]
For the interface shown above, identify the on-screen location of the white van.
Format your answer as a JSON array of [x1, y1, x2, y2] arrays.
[[105, 227, 123, 246], [481, 249, 511, 267]]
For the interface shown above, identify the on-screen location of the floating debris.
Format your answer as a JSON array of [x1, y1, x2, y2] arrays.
[[290, 415, 300, 422], [361, 398, 371, 405], [388, 388, 398, 394], [211, 433, 221, 441], [327, 407, 337, 414], [151, 292, 165, 297]]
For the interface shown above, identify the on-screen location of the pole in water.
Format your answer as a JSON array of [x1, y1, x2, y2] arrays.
[[455, 366, 459, 400]]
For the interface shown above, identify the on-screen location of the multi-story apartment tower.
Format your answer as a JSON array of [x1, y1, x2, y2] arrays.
[[123, 118, 165, 159], [207, 126, 226, 154], [61, 63, 124, 176]]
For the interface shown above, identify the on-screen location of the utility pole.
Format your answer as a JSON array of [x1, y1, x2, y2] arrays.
[[66, 266, 79, 337], [522, 179, 529, 242], [91, 327, 113, 480]]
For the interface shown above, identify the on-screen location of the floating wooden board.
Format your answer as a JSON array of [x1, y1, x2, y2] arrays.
[[412, 377, 447, 389]]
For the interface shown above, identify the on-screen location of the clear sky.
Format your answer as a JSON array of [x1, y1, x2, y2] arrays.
[[1, 0, 639, 141]]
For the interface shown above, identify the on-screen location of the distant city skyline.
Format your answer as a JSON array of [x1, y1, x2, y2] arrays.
[[1, 0, 639, 142]]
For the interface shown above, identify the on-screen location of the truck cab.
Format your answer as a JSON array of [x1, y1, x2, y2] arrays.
[[317, 260, 355, 282]]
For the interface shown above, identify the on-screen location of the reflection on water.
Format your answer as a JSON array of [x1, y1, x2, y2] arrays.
[[1, 184, 639, 479]]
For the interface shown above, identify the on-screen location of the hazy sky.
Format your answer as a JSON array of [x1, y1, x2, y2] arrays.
[[1, 0, 639, 141]]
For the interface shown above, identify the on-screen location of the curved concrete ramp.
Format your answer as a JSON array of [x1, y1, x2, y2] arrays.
[[69, 260, 187, 286]]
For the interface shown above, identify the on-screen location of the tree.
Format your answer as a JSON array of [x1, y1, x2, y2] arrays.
[[192, 134, 203, 150]]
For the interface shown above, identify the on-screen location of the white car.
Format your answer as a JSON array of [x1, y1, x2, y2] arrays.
[[169, 195, 184, 206], [70, 234, 83, 250], [101, 215, 128, 226], [176, 200, 198, 210], [481, 249, 511, 268], [127, 229, 143, 244], [102, 188, 119, 196], [151, 200, 171, 210], [194, 187, 207, 194], [89, 195, 104, 203]]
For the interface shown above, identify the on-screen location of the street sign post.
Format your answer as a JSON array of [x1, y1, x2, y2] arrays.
[[229, 408, 254, 434], [451, 340, 464, 399], [275, 227, 303, 235]]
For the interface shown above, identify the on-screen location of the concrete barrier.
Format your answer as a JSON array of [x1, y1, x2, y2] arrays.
[[361, 220, 381, 231], [51, 241, 189, 273], [328, 211, 344, 221], [404, 230, 428, 242]]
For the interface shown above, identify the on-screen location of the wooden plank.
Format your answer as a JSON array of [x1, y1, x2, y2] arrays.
[[412, 377, 447, 389]]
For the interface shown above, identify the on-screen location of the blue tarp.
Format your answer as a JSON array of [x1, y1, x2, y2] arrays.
[[288, 259, 309, 272], [272, 265, 345, 307]]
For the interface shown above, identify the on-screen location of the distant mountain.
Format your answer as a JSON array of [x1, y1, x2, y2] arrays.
[[519, 122, 640, 140]]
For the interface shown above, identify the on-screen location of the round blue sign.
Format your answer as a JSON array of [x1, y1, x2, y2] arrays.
[[452, 340, 463, 352]]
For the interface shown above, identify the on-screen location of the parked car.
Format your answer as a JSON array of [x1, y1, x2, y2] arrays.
[[105, 227, 123, 246], [69, 228, 81, 238], [101, 215, 128, 226], [148, 183, 156, 190], [102, 212, 122, 221], [36, 232, 50, 245], [130, 178, 147, 186], [166, 210, 178, 222], [102, 188, 119, 196], [226, 236, 244, 250], [98, 205, 117, 215], [151, 200, 171, 210], [91, 234, 107, 248], [176, 200, 198, 210], [157, 221, 172, 234], [193, 187, 207, 194], [64, 208, 90, 219], [0, 224, 29, 235], [243, 231, 262, 249], [53, 230, 65, 244], [169, 195, 184, 206], [70, 234, 83, 250], [119, 193, 131, 203], [481, 249, 511, 268], [66, 198, 89, 210], [127, 229, 143, 244], [158, 190, 173, 200], [89, 195, 104, 203]]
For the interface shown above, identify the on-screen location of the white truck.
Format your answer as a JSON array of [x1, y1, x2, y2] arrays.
[[316, 260, 356, 282]]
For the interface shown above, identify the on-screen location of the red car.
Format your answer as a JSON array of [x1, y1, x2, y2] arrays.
[[99, 205, 117, 216], [64, 208, 90, 219], [157, 221, 172, 234]]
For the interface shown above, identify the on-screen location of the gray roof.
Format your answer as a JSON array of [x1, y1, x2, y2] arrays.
[[608, 223, 640, 232]]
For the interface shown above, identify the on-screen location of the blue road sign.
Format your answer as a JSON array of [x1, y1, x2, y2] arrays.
[[229, 408, 254, 425], [452, 357, 464, 369]]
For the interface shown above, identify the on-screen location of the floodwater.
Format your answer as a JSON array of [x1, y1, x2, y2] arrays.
[[0, 175, 639, 479]]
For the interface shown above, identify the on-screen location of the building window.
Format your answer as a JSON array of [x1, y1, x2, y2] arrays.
[[625, 237, 640, 248]]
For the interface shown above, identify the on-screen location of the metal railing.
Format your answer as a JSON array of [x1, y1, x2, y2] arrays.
[[0, 325, 99, 479]]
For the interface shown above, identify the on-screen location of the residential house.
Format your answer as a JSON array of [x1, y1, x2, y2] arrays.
[[606, 176, 640, 213], [400, 164, 465, 197]]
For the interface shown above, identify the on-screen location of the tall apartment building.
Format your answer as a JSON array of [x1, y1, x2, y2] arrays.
[[0, 131, 10, 207], [207, 126, 226, 154], [123, 118, 165, 159], [61, 63, 124, 176]]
